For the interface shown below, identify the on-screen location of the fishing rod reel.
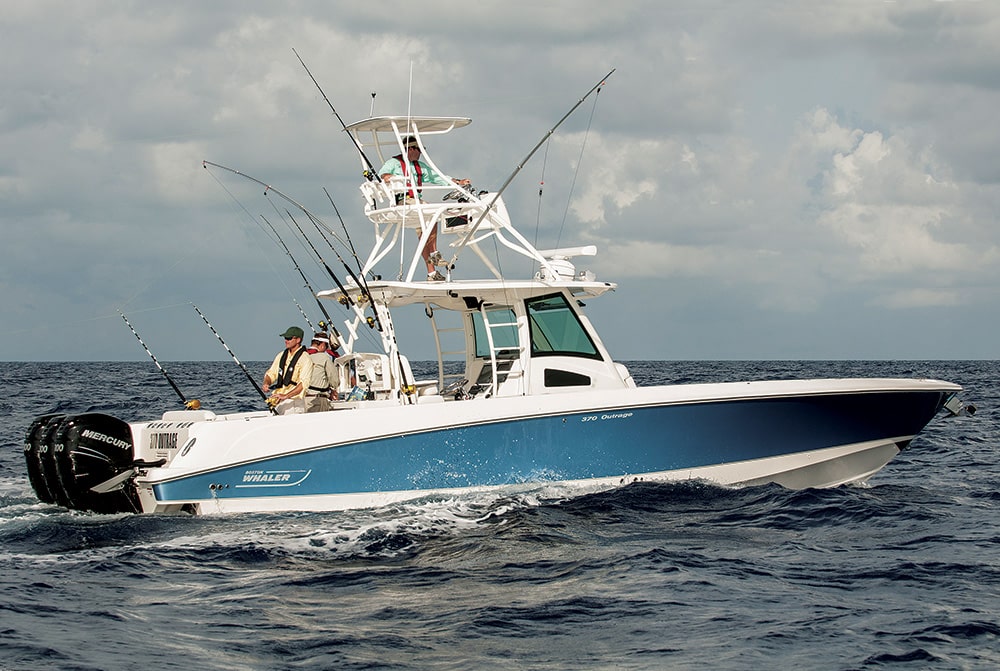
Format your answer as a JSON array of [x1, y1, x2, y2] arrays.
[[443, 183, 477, 203]]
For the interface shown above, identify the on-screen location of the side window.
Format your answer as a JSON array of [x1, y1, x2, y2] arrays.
[[471, 307, 519, 358], [526, 294, 601, 359]]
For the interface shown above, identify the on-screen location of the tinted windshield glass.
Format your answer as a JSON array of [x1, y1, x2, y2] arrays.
[[527, 294, 600, 359]]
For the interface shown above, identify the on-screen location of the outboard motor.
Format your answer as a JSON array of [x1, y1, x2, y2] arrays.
[[23, 413, 140, 514], [23, 414, 63, 505]]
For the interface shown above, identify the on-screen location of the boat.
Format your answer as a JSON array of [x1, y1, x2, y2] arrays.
[[22, 101, 964, 515]]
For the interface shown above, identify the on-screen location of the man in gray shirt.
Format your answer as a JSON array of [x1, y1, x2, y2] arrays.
[[304, 333, 340, 413]]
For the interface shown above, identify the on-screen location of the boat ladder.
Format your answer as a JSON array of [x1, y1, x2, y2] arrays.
[[428, 306, 467, 392], [470, 304, 523, 398]]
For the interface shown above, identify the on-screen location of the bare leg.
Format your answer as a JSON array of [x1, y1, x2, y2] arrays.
[[422, 226, 439, 273]]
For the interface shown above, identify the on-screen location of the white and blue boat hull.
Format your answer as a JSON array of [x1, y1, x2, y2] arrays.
[[128, 378, 958, 514]]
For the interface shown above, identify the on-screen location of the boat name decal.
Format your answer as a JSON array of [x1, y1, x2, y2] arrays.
[[149, 432, 179, 452], [244, 471, 292, 483], [236, 469, 312, 487], [580, 412, 634, 423], [80, 429, 132, 450]]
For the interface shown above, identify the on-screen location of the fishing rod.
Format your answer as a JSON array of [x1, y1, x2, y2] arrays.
[[204, 157, 401, 394], [292, 207, 387, 334], [449, 68, 616, 266], [289, 196, 403, 385], [294, 202, 411, 399], [203, 159, 382, 349], [304, 196, 407, 394], [205, 160, 321, 332], [323, 186, 370, 281], [262, 215, 336, 326], [282, 208, 360, 312], [282, 213, 404, 396], [292, 48, 380, 181], [292, 298, 316, 333], [262, 214, 346, 345], [190, 303, 276, 415], [272, 189, 401, 390], [287, 201, 380, 324], [288, 209, 408, 398], [261, 201, 351, 341], [203, 160, 356, 306], [119, 310, 200, 410], [206, 166, 406, 402], [299, 201, 370, 294]]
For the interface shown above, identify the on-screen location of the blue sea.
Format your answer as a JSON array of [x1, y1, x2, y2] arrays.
[[1, 360, 997, 670]]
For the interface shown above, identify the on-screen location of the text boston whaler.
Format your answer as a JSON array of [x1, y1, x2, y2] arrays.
[[23, 68, 966, 515]]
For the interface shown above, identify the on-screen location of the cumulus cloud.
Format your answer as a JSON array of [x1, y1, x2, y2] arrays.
[[2, 1, 1000, 360], [573, 97, 1000, 330], [810, 112, 996, 287]]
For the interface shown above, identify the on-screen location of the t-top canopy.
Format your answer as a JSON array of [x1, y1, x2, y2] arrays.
[[344, 116, 472, 135]]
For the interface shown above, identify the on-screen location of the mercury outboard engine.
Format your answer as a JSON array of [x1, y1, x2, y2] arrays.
[[23, 413, 141, 513]]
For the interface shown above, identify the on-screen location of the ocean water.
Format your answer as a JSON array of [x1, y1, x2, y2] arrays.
[[1, 360, 997, 670]]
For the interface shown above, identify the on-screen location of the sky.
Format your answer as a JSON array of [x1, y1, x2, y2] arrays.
[[2, 0, 999, 362]]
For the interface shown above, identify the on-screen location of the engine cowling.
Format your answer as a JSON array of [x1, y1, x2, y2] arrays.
[[23, 413, 140, 514]]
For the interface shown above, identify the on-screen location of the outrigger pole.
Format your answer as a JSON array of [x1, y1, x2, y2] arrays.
[[449, 68, 616, 266], [292, 48, 380, 181], [190, 303, 276, 415], [119, 310, 199, 409]]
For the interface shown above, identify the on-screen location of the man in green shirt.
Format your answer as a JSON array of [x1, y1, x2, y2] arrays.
[[379, 136, 470, 281]]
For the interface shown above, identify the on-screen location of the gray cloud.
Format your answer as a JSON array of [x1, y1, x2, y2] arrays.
[[2, 1, 998, 361]]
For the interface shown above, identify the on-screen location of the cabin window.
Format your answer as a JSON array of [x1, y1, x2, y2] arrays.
[[471, 307, 519, 358], [544, 369, 592, 387], [526, 293, 601, 359]]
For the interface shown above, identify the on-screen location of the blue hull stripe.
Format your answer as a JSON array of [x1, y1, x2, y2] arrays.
[[153, 390, 947, 502]]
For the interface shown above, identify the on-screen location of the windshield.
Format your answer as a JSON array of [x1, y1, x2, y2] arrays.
[[526, 294, 600, 359]]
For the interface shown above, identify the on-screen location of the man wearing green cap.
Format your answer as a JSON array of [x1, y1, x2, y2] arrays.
[[262, 326, 313, 414]]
